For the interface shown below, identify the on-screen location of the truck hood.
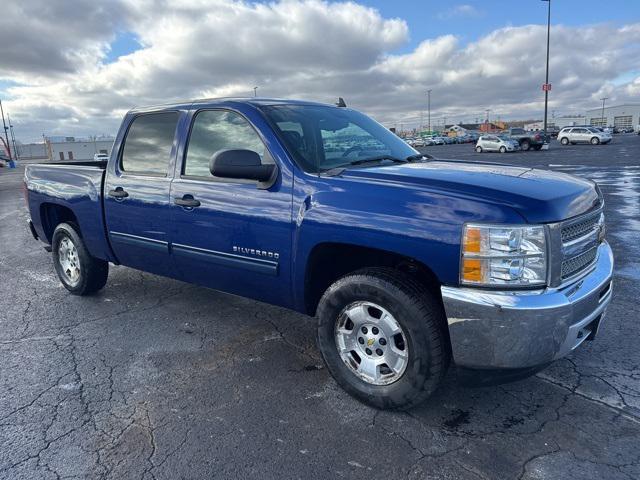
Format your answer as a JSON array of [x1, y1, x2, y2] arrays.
[[342, 160, 599, 223]]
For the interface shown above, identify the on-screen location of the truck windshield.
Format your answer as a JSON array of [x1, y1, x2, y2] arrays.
[[260, 104, 418, 173]]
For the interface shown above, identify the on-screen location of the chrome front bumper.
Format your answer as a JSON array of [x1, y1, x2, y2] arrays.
[[441, 242, 614, 369]]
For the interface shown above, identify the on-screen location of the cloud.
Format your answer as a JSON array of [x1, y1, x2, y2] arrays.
[[437, 4, 483, 20], [0, 0, 639, 141]]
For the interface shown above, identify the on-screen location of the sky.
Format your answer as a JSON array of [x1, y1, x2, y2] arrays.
[[0, 0, 639, 142]]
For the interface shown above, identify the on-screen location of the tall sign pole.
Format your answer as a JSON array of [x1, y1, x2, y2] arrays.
[[0, 99, 11, 160], [542, 0, 551, 137]]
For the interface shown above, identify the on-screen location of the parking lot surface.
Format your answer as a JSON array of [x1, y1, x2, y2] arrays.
[[1, 135, 639, 479]]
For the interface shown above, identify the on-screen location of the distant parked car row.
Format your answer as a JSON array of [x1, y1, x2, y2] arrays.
[[404, 133, 478, 147]]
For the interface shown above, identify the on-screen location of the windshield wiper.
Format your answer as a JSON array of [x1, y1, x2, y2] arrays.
[[346, 155, 408, 166]]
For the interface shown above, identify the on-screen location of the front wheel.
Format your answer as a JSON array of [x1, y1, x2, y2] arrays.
[[475, 146, 483, 153], [52, 222, 109, 295], [316, 268, 449, 410], [521, 140, 531, 151], [591, 137, 600, 145], [560, 137, 569, 145], [499, 146, 507, 153]]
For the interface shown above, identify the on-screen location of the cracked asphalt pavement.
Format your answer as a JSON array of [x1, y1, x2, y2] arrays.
[[1, 135, 639, 479]]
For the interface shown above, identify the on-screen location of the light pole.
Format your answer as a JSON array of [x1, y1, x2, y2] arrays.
[[600, 97, 608, 127], [8, 114, 18, 161], [427, 89, 432, 133], [542, 0, 551, 137], [253, 86, 258, 97], [0, 98, 11, 160]]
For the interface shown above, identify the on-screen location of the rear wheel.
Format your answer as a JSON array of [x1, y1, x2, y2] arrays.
[[560, 137, 569, 145], [316, 268, 449, 410], [499, 146, 507, 153], [533, 145, 543, 151], [591, 137, 600, 145], [521, 140, 531, 151], [475, 146, 483, 153], [52, 222, 109, 295]]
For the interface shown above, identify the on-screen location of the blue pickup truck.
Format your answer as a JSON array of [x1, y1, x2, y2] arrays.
[[24, 98, 613, 409]]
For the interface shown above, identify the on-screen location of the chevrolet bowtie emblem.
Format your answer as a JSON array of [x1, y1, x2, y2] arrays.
[[367, 338, 375, 347]]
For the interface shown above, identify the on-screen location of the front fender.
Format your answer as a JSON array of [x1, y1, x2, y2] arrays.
[[290, 174, 525, 311]]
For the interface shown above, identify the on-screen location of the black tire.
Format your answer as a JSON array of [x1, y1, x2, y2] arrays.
[[316, 267, 449, 410], [533, 145, 543, 151], [52, 222, 108, 295], [499, 146, 507, 153], [590, 137, 600, 145], [521, 140, 531, 151], [560, 137, 569, 145]]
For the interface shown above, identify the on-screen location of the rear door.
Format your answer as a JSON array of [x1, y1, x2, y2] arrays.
[[484, 135, 498, 151], [169, 108, 293, 306], [571, 128, 587, 143], [104, 111, 180, 276]]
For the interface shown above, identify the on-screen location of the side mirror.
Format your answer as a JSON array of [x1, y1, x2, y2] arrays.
[[210, 149, 277, 185]]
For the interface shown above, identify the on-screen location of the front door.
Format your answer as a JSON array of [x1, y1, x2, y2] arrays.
[[169, 109, 293, 307], [104, 111, 180, 277]]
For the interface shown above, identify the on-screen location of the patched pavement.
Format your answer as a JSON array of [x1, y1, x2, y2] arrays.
[[1, 136, 639, 479]]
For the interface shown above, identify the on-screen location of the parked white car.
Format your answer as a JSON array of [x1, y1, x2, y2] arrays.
[[475, 135, 520, 153], [93, 153, 109, 161], [558, 127, 612, 145]]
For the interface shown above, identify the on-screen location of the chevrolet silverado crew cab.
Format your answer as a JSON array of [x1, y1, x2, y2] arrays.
[[24, 98, 613, 409]]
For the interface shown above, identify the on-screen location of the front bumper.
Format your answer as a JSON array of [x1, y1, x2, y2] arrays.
[[441, 242, 613, 369]]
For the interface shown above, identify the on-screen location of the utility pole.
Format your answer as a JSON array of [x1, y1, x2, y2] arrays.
[[600, 97, 608, 127], [542, 0, 551, 137], [0, 98, 11, 160], [43, 133, 48, 159], [8, 114, 18, 161], [427, 89, 432, 133]]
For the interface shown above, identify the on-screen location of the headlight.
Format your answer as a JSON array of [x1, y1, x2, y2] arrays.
[[460, 224, 547, 287]]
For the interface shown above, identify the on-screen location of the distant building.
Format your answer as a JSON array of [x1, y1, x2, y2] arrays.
[[554, 116, 587, 129], [584, 104, 640, 130], [47, 137, 115, 161], [15, 142, 49, 159]]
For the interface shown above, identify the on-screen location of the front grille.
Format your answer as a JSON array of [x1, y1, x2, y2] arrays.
[[561, 213, 600, 243], [562, 247, 598, 279]]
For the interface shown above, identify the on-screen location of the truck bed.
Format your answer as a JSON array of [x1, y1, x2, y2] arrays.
[[24, 162, 116, 262]]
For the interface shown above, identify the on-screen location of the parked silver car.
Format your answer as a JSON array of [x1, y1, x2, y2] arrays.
[[558, 127, 612, 145], [475, 135, 519, 153]]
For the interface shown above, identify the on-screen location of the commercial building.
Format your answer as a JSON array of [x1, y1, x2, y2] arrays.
[[584, 104, 640, 130], [47, 137, 115, 161]]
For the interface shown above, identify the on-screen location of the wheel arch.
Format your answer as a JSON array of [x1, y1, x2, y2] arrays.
[[40, 203, 79, 243], [303, 242, 442, 317]]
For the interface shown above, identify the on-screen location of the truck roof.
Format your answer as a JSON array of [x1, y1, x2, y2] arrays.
[[129, 97, 336, 114]]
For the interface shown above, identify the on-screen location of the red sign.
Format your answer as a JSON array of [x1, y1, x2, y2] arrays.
[[542, 83, 552, 91]]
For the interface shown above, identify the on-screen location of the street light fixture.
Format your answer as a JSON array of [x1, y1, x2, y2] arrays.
[[253, 86, 258, 97], [542, 0, 551, 137]]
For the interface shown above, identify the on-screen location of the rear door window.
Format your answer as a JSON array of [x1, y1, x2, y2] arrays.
[[121, 112, 179, 175]]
